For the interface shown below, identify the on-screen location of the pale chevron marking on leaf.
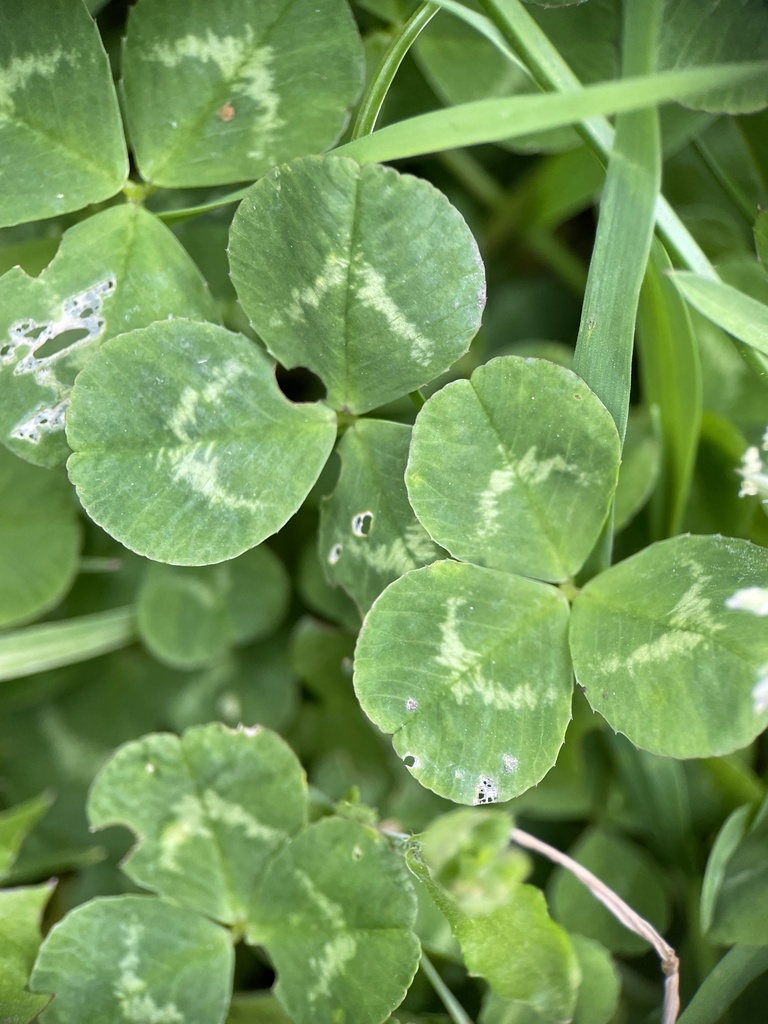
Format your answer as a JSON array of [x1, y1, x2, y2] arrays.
[[162, 443, 263, 514], [355, 264, 433, 363], [435, 596, 548, 710], [516, 447, 585, 486], [201, 789, 282, 843], [115, 920, 182, 1023], [667, 560, 724, 634], [158, 793, 213, 871], [168, 358, 245, 443], [151, 31, 284, 160], [353, 523, 438, 576], [292, 869, 346, 929], [0, 49, 72, 121], [478, 466, 515, 538], [307, 933, 357, 1003], [477, 447, 587, 539], [285, 252, 347, 323], [436, 597, 478, 675], [601, 629, 704, 676]]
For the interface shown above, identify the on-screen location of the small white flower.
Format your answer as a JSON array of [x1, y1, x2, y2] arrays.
[[737, 445, 768, 498], [725, 587, 768, 616], [752, 666, 768, 715]]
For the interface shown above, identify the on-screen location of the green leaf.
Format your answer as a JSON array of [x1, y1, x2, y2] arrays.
[[523, 0, 592, 6], [168, 636, 298, 734], [0, 883, 54, 1023], [0, 607, 136, 682], [0, 792, 54, 880], [669, 271, 768, 358], [569, 935, 621, 1024], [703, 795, 768, 944], [319, 420, 444, 613], [572, 0, 661, 447], [335, 64, 768, 164], [570, 535, 768, 758], [406, 357, 621, 581], [137, 546, 290, 669], [66, 320, 337, 565], [251, 817, 420, 1024], [756, 210, 768, 269], [121, 0, 364, 187], [88, 723, 307, 927], [460, 885, 580, 1021], [226, 994, 293, 1023], [549, 827, 669, 955], [297, 542, 362, 635], [419, 807, 529, 917], [480, 935, 619, 1024], [0, 0, 128, 227], [657, 0, 768, 113], [229, 155, 485, 414], [30, 894, 234, 1024], [0, 447, 80, 627], [613, 413, 660, 532], [0, 205, 219, 467], [354, 559, 574, 804], [700, 804, 751, 936], [637, 240, 701, 537], [677, 945, 768, 1024], [417, 0, 618, 154]]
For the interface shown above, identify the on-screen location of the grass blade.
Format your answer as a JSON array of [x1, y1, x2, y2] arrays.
[[336, 64, 767, 165], [669, 272, 768, 357], [572, 0, 662, 442], [0, 608, 136, 681], [677, 945, 768, 1024], [637, 241, 702, 537], [351, 3, 439, 141]]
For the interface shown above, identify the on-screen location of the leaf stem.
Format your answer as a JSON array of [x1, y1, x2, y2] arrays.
[[351, 2, 439, 141], [511, 827, 680, 1024], [419, 952, 474, 1024]]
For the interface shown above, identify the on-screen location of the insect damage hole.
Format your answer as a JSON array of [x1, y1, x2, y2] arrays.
[[328, 543, 342, 565], [352, 511, 374, 537], [502, 754, 518, 773], [474, 777, 498, 805], [402, 752, 421, 770]]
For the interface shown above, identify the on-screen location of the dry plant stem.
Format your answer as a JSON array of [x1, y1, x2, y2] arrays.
[[510, 827, 680, 1024]]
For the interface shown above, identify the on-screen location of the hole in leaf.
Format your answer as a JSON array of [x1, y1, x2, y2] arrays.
[[328, 543, 342, 566], [352, 511, 374, 537], [275, 365, 327, 403], [475, 777, 498, 804], [36, 326, 90, 359], [402, 753, 421, 769]]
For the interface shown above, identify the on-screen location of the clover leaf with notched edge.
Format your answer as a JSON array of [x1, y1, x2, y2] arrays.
[[229, 155, 486, 414], [66, 320, 337, 565]]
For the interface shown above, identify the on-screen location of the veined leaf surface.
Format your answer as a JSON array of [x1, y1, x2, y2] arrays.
[[229, 155, 485, 414], [354, 560, 573, 804], [66, 321, 337, 565]]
